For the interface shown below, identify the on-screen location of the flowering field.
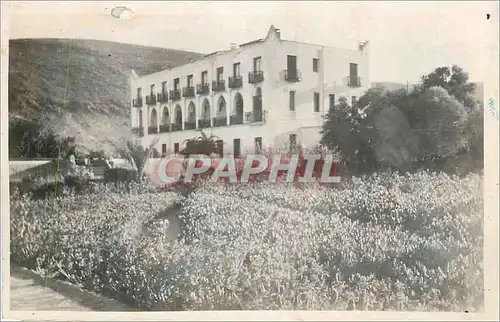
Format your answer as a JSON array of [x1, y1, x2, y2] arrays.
[[10, 171, 483, 311]]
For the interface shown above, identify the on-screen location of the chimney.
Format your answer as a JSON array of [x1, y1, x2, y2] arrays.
[[358, 40, 369, 51], [275, 28, 281, 39], [230, 43, 239, 50]]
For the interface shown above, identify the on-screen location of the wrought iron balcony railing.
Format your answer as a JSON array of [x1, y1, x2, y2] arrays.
[[132, 98, 143, 107], [230, 114, 244, 125], [248, 70, 264, 84], [148, 126, 158, 134], [170, 89, 181, 101], [212, 117, 227, 127], [146, 94, 157, 105], [182, 86, 195, 98], [284, 69, 301, 82], [131, 127, 144, 137], [346, 76, 362, 87], [228, 76, 243, 88], [171, 123, 182, 132], [196, 83, 210, 94], [245, 110, 267, 123], [198, 119, 211, 129], [157, 92, 168, 102], [212, 80, 225, 92], [159, 124, 170, 133], [184, 121, 196, 130]]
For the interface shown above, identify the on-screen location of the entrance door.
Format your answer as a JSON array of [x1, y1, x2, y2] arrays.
[[233, 138, 241, 156], [287, 55, 297, 76]]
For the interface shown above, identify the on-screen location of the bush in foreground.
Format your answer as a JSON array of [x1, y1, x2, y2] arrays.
[[10, 172, 483, 311]]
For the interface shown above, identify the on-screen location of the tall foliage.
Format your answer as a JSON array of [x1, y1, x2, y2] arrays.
[[321, 65, 481, 174], [116, 138, 158, 181], [9, 117, 77, 159], [181, 131, 220, 156]]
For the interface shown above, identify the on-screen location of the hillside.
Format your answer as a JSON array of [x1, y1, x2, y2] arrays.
[[9, 38, 204, 155]]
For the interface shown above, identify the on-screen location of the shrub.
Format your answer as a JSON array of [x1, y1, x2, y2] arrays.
[[104, 168, 138, 183], [10, 171, 483, 311]]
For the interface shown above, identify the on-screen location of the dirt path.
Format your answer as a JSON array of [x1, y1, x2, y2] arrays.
[[9, 264, 135, 311]]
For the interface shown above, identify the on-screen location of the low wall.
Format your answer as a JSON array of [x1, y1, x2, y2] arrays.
[[9, 160, 57, 182]]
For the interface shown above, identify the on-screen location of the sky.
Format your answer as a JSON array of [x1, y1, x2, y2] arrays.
[[5, 1, 498, 83]]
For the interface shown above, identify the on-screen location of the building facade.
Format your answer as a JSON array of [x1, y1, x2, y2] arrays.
[[129, 25, 370, 156]]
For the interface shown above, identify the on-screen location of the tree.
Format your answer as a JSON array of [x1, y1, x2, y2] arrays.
[[420, 65, 477, 110], [8, 117, 77, 159], [115, 137, 158, 182], [320, 97, 377, 173], [410, 86, 469, 161]]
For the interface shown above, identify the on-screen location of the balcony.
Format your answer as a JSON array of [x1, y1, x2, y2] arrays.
[[159, 124, 170, 133], [170, 89, 181, 101], [212, 116, 227, 127], [182, 86, 195, 98], [171, 123, 182, 132], [212, 80, 225, 92], [146, 94, 157, 105], [248, 70, 264, 84], [346, 76, 362, 87], [284, 69, 301, 82], [230, 114, 244, 125], [148, 126, 158, 134], [198, 119, 211, 129], [196, 83, 210, 95], [157, 92, 168, 102], [131, 127, 144, 137], [132, 98, 143, 107], [228, 76, 243, 89], [184, 121, 196, 130], [245, 110, 267, 123]]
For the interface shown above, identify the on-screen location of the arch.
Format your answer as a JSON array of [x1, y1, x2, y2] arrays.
[[174, 104, 182, 124], [138, 109, 143, 127], [233, 93, 244, 116], [150, 108, 158, 126], [187, 101, 196, 122], [202, 98, 211, 120], [162, 106, 170, 124], [253, 87, 263, 122], [217, 96, 227, 117]]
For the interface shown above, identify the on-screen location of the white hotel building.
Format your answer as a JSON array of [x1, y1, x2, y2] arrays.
[[129, 25, 370, 156]]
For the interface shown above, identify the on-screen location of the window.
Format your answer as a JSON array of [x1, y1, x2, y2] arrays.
[[174, 78, 180, 90], [329, 94, 335, 109], [289, 134, 297, 150], [150, 84, 155, 94], [287, 55, 297, 72], [137, 87, 142, 98], [349, 63, 358, 77], [233, 138, 241, 156], [254, 137, 263, 153], [313, 58, 319, 72], [233, 63, 241, 77], [351, 96, 357, 106], [162, 144, 167, 155], [174, 143, 179, 154], [289, 91, 296, 111], [161, 81, 167, 93], [216, 67, 224, 83], [253, 57, 261, 71], [216, 140, 224, 157], [187, 75, 193, 87], [201, 71, 208, 84], [314, 92, 320, 112]]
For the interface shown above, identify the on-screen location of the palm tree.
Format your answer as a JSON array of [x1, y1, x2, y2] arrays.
[[180, 131, 220, 156], [115, 137, 158, 181]]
